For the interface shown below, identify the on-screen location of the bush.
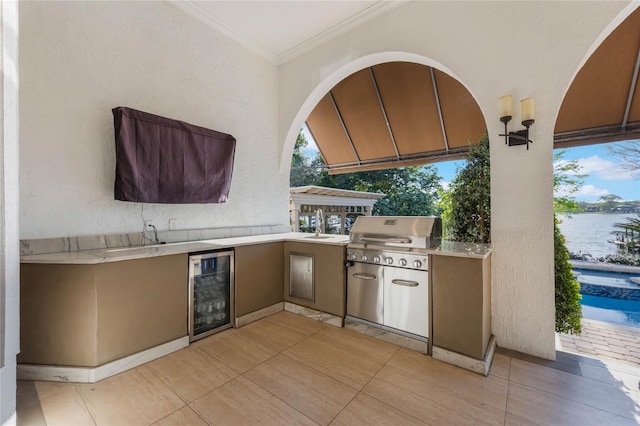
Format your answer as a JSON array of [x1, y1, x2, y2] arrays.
[[554, 215, 582, 334]]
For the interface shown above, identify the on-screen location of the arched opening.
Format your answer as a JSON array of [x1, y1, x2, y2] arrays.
[[553, 6, 640, 365], [285, 57, 488, 237]]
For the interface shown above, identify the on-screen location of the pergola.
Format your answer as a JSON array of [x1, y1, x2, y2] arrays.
[[289, 185, 384, 234]]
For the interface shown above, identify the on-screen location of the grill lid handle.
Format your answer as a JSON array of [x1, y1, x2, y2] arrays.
[[360, 236, 411, 244]]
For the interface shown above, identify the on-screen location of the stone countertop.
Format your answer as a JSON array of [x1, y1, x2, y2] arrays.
[[20, 233, 351, 264], [429, 241, 492, 259], [20, 234, 491, 265]]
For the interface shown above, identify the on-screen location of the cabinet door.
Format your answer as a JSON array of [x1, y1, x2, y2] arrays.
[[384, 267, 429, 338], [346, 262, 383, 324], [235, 243, 284, 317], [289, 252, 314, 301]]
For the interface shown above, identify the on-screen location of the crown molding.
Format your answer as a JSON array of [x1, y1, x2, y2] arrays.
[[279, 1, 406, 64], [168, 0, 280, 64], [170, 0, 406, 65]]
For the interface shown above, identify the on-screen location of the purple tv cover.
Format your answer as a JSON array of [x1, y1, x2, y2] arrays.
[[113, 107, 236, 204]]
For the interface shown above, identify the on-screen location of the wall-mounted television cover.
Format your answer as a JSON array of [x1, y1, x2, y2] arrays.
[[113, 107, 235, 204]]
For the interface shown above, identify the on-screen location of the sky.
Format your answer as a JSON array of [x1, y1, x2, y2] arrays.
[[300, 125, 639, 202]]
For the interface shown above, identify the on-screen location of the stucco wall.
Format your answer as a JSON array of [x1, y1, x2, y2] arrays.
[[1, 0, 19, 423], [278, 1, 633, 359], [19, 1, 289, 240]]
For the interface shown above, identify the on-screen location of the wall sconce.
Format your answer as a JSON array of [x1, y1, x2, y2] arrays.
[[498, 95, 535, 150]]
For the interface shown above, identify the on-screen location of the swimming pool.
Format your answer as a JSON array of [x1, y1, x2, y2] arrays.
[[573, 267, 640, 327]]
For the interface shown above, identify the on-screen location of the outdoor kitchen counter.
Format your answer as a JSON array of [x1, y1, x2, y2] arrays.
[[19, 232, 350, 264], [428, 241, 492, 259]]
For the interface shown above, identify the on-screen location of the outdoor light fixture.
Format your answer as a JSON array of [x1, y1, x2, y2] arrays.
[[498, 95, 535, 150]]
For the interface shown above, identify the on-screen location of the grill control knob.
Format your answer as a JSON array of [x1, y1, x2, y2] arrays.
[[413, 260, 422, 269], [398, 258, 407, 267], [361, 255, 368, 261], [349, 253, 357, 260], [385, 257, 393, 265], [373, 255, 381, 263]]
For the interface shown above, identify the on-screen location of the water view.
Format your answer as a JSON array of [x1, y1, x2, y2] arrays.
[[557, 213, 636, 258]]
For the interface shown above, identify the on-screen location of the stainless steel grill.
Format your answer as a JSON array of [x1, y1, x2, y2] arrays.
[[345, 216, 442, 341]]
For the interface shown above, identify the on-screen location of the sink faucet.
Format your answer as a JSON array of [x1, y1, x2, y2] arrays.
[[315, 208, 324, 236]]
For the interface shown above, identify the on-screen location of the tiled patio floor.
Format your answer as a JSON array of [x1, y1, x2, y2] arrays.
[[17, 311, 640, 425], [558, 318, 640, 368]]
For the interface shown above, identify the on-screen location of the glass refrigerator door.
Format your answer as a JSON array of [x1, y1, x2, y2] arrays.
[[189, 250, 234, 341]]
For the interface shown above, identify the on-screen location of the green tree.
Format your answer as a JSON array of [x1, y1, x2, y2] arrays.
[[553, 150, 585, 335], [317, 166, 443, 216], [438, 135, 490, 243], [553, 150, 586, 215], [290, 130, 322, 187], [599, 194, 623, 213], [554, 215, 582, 334]]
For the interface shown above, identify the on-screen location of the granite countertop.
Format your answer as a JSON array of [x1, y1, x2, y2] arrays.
[[21, 233, 491, 265], [429, 241, 492, 259], [20, 233, 351, 264]]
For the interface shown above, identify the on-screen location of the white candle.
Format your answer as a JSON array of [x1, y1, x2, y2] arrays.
[[498, 95, 512, 118], [521, 97, 535, 122]]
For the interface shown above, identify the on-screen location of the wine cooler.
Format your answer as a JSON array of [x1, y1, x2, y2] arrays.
[[188, 249, 234, 342]]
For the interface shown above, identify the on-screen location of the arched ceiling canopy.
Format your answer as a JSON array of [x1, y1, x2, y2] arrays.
[[555, 7, 640, 147], [305, 62, 486, 174]]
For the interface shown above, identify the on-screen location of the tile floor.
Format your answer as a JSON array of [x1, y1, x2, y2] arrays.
[[17, 311, 640, 425], [559, 318, 640, 367]]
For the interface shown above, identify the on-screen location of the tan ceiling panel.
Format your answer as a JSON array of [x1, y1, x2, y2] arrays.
[[306, 94, 359, 165], [331, 69, 397, 161], [372, 62, 446, 155], [555, 9, 640, 133], [434, 70, 486, 148]]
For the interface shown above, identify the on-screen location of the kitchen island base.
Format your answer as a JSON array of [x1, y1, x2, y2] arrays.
[[433, 335, 497, 376], [344, 317, 429, 354], [17, 336, 188, 383]]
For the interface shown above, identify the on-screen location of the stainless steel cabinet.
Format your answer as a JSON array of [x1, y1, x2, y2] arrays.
[[384, 267, 428, 338], [346, 262, 383, 324], [289, 252, 314, 301]]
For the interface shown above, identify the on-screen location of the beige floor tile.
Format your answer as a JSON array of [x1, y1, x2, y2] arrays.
[[283, 333, 391, 390], [35, 382, 95, 426], [17, 381, 47, 426], [363, 362, 506, 425], [265, 311, 327, 335], [237, 316, 310, 352], [153, 406, 208, 426], [509, 358, 640, 421], [78, 365, 185, 426], [489, 352, 511, 379], [579, 361, 640, 391], [190, 376, 317, 425], [503, 412, 539, 426], [385, 348, 509, 412], [312, 326, 399, 365], [330, 393, 426, 426], [507, 383, 639, 426], [147, 346, 238, 403], [244, 353, 357, 425], [195, 327, 277, 373]]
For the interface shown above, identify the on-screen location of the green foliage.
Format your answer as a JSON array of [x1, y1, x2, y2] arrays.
[[554, 215, 582, 334], [316, 166, 443, 216], [599, 194, 624, 213], [290, 130, 323, 187], [439, 135, 490, 243], [553, 150, 586, 216], [552, 150, 585, 335]]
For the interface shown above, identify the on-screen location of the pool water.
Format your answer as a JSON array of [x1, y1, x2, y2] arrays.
[[580, 294, 640, 327], [573, 268, 640, 328]]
